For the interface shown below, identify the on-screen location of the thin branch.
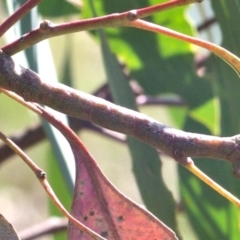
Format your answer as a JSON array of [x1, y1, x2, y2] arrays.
[[0, 86, 126, 163], [0, 124, 44, 162], [0, 129, 106, 240], [0, 0, 42, 37], [184, 162, 240, 207], [1, 0, 203, 55], [1, 51, 240, 177], [1, 1, 238, 78], [127, 19, 240, 76]]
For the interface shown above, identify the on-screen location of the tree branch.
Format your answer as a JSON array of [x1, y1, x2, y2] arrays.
[[1, 0, 203, 56], [1, 50, 240, 176]]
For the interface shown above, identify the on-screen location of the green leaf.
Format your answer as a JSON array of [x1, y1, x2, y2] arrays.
[[210, 0, 240, 135], [38, 0, 80, 17], [180, 112, 240, 239], [99, 29, 179, 234], [189, 97, 220, 135], [84, 0, 240, 239], [83, 0, 195, 95], [84, 1, 226, 239], [178, 1, 240, 239]]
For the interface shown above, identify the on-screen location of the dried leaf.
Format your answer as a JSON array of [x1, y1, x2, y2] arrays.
[[0, 214, 20, 240], [67, 142, 178, 240]]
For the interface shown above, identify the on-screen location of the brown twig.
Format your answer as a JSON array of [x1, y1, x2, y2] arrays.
[[127, 19, 240, 76], [1, 0, 203, 56], [0, 124, 44, 162]]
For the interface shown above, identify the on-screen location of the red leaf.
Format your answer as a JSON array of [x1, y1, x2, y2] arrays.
[[67, 141, 178, 240], [39, 107, 177, 239]]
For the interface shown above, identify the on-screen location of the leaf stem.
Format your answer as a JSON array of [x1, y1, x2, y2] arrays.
[[0, 129, 106, 240], [127, 19, 240, 76], [183, 161, 240, 207], [2, 1, 239, 80]]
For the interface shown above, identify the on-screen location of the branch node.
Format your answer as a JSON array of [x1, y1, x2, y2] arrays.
[[20, 36, 25, 42], [40, 20, 52, 33], [36, 170, 47, 179], [172, 148, 192, 165], [127, 10, 138, 21]]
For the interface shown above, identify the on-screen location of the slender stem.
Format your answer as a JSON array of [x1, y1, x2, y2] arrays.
[[0, 86, 41, 114], [2, 1, 239, 80], [137, 95, 185, 106], [0, 0, 42, 37], [41, 178, 106, 240], [1, 51, 240, 177], [0, 130, 106, 240], [1, 0, 203, 56], [184, 162, 240, 207], [0, 131, 42, 173], [127, 19, 240, 76], [1, 14, 129, 55]]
